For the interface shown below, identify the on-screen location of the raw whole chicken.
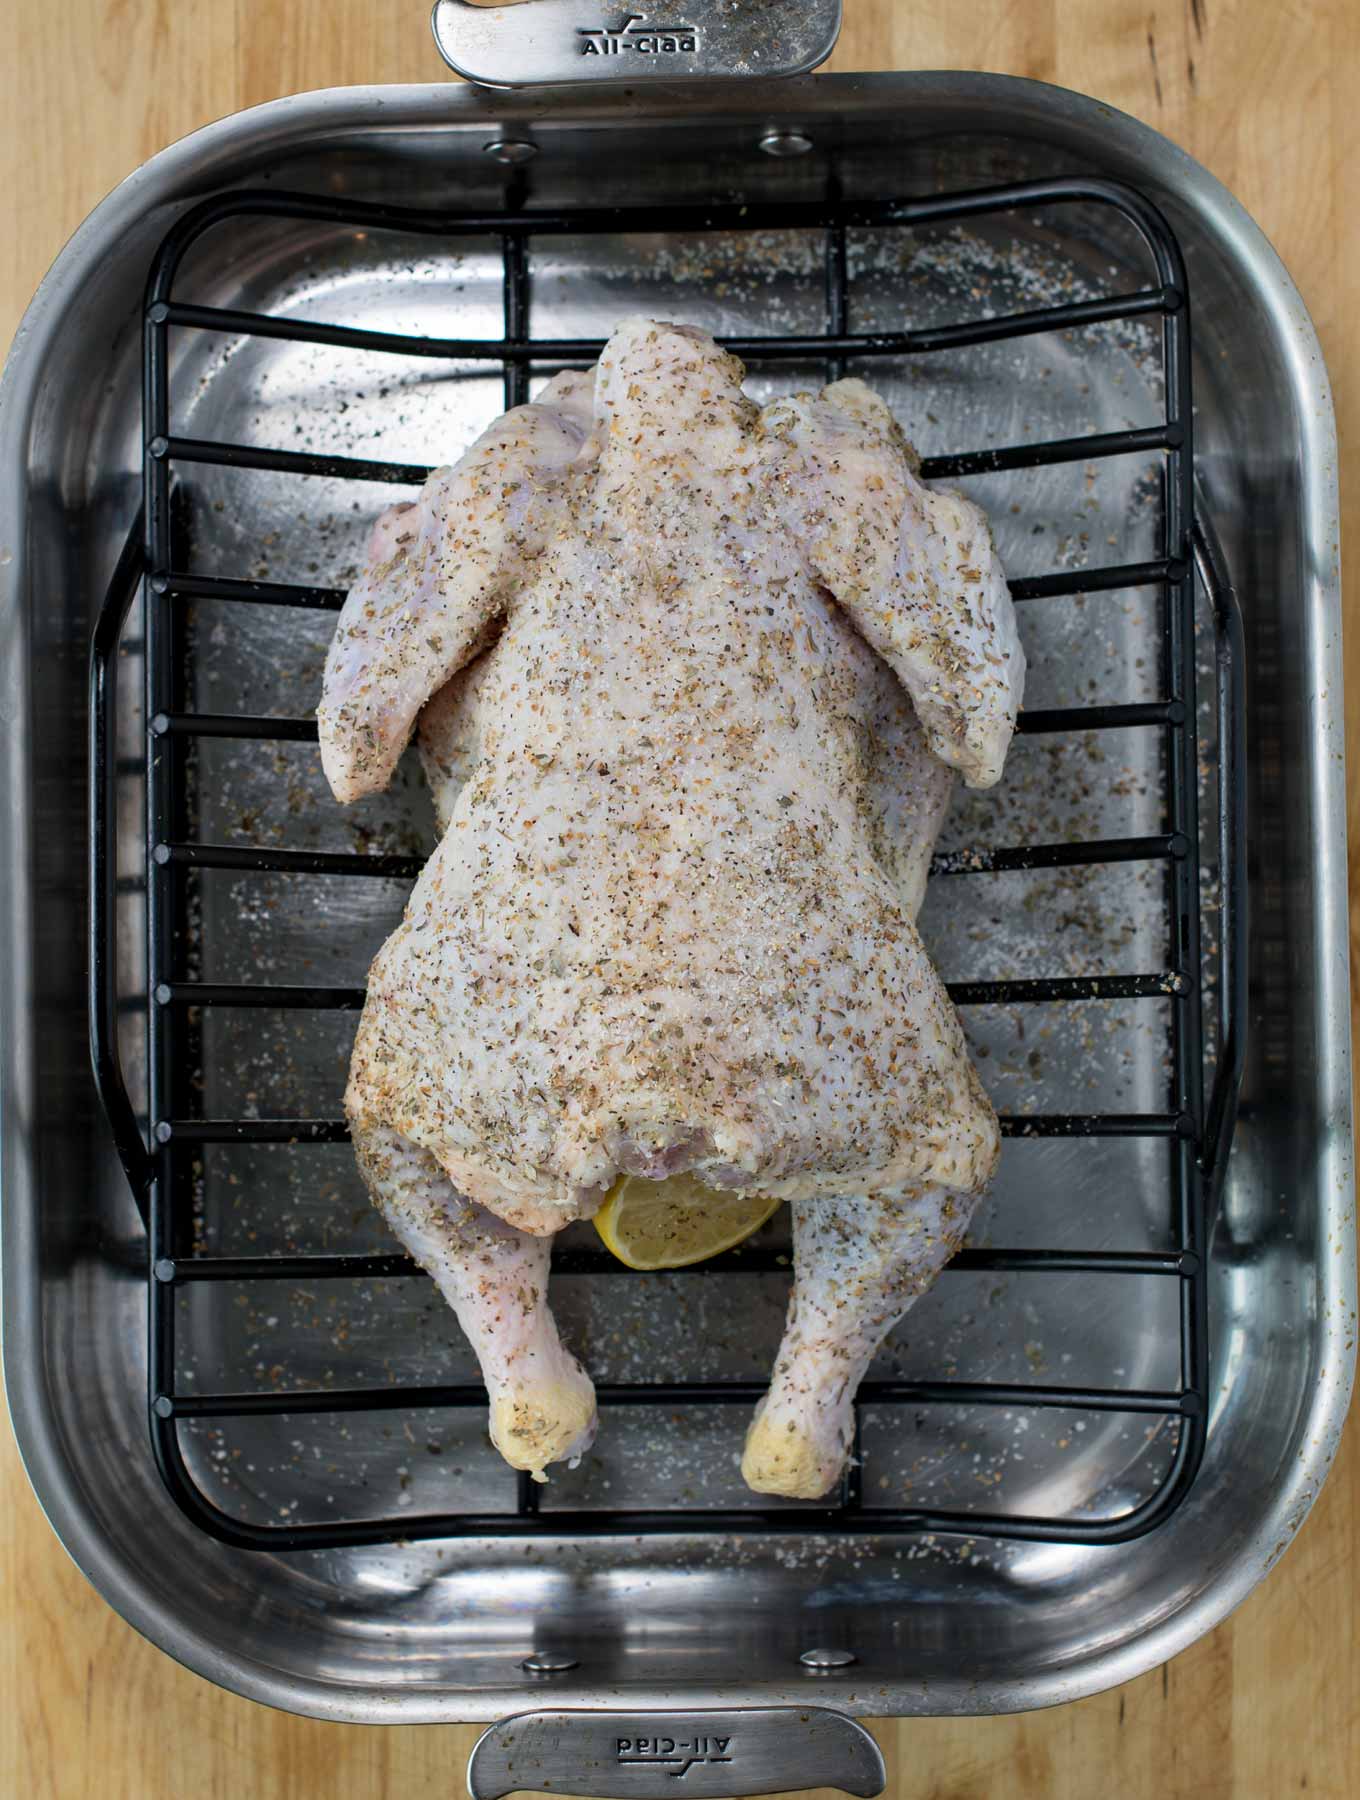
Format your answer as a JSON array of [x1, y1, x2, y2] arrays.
[[317, 317, 1023, 1492]]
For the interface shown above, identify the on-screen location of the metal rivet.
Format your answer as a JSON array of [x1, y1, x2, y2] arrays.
[[485, 139, 538, 165], [153, 1258, 177, 1283], [521, 1652, 578, 1673], [148, 436, 169, 459], [152, 1394, 175, 1419], [800, 1646, 857, 1670], [154, 1119, 173, 1143], [151, 713, 170, 737], [760, 130, 814, 158], [147, 302, 170, 325]]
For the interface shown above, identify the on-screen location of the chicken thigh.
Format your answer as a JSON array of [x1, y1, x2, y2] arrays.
[[318, 318, 1022, 1480]]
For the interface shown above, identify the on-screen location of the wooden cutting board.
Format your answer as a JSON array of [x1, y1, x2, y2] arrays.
[[2, 0, 1356, 1793]]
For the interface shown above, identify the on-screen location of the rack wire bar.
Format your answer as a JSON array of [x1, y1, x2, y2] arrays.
[[150, 970, 1188, 1010], [150, 1111, 1193, 1146], [155, 284, 1178, 362], [149, 420, 1181, 489], [153, 552, 1182, 613], [86, 171, 1246, 1554], [145, 697, 1184, 743], [151, 830, 1186, 881], [156, 1380, 1197, 1423], [154, 1244, 1199, 1284]]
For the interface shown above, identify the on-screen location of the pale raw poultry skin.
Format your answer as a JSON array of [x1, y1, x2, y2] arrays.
[[317, 318, 1024, 1489]]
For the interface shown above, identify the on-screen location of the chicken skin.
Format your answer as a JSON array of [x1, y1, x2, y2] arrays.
[[318, 317, 1022, 1480]]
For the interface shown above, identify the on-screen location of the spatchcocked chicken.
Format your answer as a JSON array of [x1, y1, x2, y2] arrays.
[[317, 317, 1023, 1497]]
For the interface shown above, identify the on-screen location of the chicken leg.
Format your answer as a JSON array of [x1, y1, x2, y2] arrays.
[[353, 1121, 596, 1479], [741, 1183, 976, 1498]]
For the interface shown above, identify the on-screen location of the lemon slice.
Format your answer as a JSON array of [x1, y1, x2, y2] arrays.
[[593, 1169, 783, 1270]]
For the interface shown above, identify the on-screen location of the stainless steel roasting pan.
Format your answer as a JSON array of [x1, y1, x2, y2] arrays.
[[1, 21, 1352, 1783]]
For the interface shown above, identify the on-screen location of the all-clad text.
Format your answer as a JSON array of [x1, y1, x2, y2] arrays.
[[615, 1735, 734, 1778]]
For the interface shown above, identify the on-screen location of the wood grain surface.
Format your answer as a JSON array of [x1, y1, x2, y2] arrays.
[[3, 0, 1357, 1794]]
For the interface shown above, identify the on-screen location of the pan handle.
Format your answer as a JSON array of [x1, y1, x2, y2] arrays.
[[89, 510, 155, 1215], [467, 1707, 884, 1800], [431, 0, 842, 89]]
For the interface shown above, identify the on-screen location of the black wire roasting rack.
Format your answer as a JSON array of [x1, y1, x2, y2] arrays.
[[90, 172, 1247, 1552]]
